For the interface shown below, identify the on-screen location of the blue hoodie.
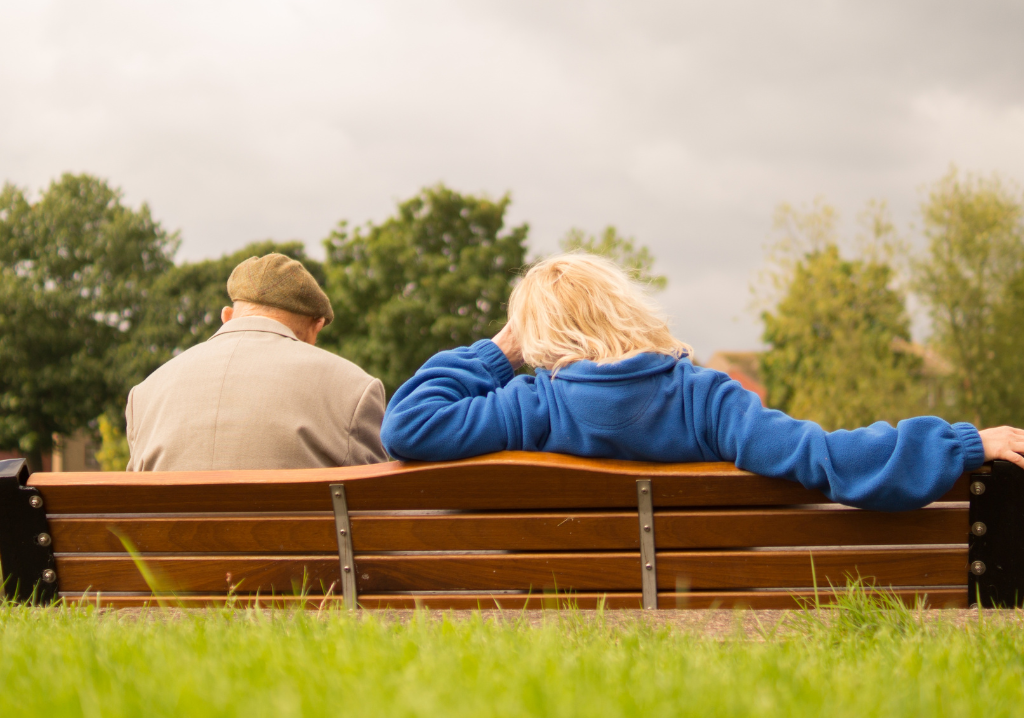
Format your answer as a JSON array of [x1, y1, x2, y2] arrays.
[[381, 339, 985, 511]]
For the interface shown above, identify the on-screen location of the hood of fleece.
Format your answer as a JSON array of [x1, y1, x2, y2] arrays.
[[537, 352, 686, 383]]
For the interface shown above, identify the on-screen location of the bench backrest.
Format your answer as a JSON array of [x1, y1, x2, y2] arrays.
[[1, 452, 1017, 609]]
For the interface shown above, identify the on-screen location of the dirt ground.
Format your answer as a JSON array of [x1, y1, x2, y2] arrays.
[[365, 608, 1024, 637]]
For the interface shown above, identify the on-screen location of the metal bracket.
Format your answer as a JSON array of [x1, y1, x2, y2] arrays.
[[968, 461, 1024, 608], [637, 479, 657, 610], [0, 459, 58, 604], [329, 483, 358, 610]]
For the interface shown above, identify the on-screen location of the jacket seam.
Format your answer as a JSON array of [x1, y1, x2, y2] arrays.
[[567, 383, 660, 431], [496, 390, 521, 450], [209, 333, 245, 467], [345, 378, 376, 465]]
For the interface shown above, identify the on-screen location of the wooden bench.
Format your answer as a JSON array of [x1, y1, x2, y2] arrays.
[[1, 453, 1021, 609]]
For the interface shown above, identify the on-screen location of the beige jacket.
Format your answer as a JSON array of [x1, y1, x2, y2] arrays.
[[126, 316, 388, 471]]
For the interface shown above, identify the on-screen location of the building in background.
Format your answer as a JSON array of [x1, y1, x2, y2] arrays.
[[703, 351, 767, 406], [890, 338, 956, 413], [0, 449, 52, 471], [0, 431, 99, 473], [705, 342, 952, 414]]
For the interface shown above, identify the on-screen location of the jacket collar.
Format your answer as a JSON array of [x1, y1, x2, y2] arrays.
[[211, 316, 299, 342], [537, 352, 686, 382]]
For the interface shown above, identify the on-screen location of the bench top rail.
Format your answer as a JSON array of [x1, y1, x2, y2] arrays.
[[27, 451, 971, 513]]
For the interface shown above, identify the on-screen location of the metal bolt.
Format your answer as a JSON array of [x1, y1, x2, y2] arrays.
[[334, 490, 342, 497], [28, 495, 43, 509], [971, 560, 986, 576], [41, 569, 56, 583], [970, 481, 986, 496], [339, 529, 347, 536], [343, 565, 351, 573], [969, 603, 978, 610], [643, 524, 651, 532], [36, 533, 51, 547], [645, 562, 653, 570], [971, 522, 987, 537], [640, 487, 648, 494]]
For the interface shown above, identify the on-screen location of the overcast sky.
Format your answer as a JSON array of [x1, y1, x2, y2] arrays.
[[3, 1, 1023, 357]]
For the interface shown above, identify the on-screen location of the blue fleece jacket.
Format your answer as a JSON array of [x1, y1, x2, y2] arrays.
[[381, 339, 985, 511]]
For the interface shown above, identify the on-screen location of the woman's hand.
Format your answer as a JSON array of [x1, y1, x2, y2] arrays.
[[492, 322, 524, 371], [979, 426, 1024, 471]]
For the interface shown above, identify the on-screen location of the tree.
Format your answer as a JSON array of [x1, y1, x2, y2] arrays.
[[0, 174, 177, 470], [759, 201, 925, 430], [914, 169, 1024, 427], [94, 413, 130, 471], [320, 185, 528, 396], [987, 266, 1024, 425], [560, 226, 667, 290]]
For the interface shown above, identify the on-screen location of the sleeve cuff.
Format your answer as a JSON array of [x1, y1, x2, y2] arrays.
[[953, 422, 986, 470], [471, 339, 515, 386]]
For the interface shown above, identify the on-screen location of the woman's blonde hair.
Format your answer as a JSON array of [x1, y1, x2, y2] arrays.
[[507, 252, 691, 372]]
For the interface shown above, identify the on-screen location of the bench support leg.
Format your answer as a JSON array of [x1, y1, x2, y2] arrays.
[[968, 461, 1024, 608], [0, 459, 58, 604], [329, 484, 358, 610], [637, 480, 657, 610]]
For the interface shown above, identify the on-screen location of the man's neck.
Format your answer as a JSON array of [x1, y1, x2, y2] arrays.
[[223, 303, 321, 345]]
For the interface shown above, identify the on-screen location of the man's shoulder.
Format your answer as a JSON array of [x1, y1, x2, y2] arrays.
[[131, 337, 226, 393], [289, 341, 377, 384], [134, 331, 379, 396], [229, 331, 380, 392]]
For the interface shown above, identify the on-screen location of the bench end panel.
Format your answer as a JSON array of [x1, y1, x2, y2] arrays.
[[0, 459, 58, 603]]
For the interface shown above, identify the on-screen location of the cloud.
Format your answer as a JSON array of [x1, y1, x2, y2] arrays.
[[2, 0, 1023, 354]]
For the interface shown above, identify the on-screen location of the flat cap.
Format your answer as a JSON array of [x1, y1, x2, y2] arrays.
[[227, 253, 334, 325]]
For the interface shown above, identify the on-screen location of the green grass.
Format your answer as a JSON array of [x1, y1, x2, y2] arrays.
[[1, 592, 1022, 717]]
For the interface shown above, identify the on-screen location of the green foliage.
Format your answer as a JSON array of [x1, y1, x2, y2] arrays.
[[560, 226, 667, 290], [94, 414, 130, 471], [320, 184, 528, 396], [0, 174, 177, 469], [2, 602, 1024, 717], [760, 202, 925, 430], [118, 240, 323, 400], [914, 168, 1024, 427]]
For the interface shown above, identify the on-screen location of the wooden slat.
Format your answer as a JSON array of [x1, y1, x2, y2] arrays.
[[30, 454, 817, 513], [356, 588, 967, 610], [354, 554, 644, 592], [58, 588, 967, 610], [660, 588, 968, 609], [58, 593, 645, 609], [49, 503, 968, 554], [655, 506, 967, 548], [28, 451, 976, 514], [53, 554, 640, 593], [55, 548, 966, 593], [358, 588, 968, 610], [50, 512, 640, 553], [55, 555, 342, 593], [51, 515, 341, 554], [657, 548, 967, 589], [355, 549, 967, 592]]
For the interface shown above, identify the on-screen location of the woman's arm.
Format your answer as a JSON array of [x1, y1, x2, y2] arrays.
[[381, 338, 522, 461], [979, 426, 1024, 470], [704, 374, 987, 511], [491, 322, 524, 371]]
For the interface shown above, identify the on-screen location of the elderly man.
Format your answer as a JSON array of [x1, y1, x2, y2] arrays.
[[126, 253, 388, 471]]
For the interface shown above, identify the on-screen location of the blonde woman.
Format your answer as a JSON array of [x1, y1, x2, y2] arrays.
[[381, 253, 1024, 511]]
